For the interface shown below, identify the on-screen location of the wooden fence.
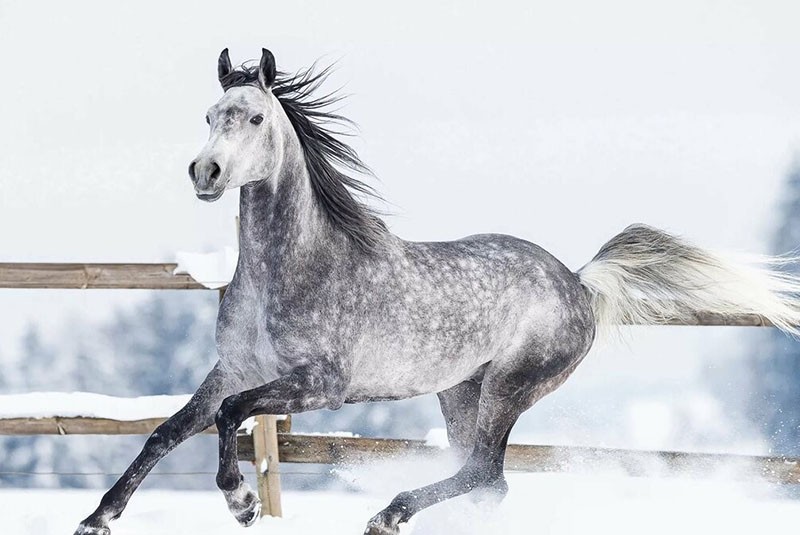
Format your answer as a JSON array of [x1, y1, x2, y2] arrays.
[[3, 414, 800, 483], [1, 262, 799, 518]]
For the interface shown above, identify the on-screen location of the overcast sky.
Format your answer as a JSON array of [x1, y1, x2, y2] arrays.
[[1, 1, 800, 445]]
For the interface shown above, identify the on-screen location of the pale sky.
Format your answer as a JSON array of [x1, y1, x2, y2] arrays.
[[1, 0, 800, 448]]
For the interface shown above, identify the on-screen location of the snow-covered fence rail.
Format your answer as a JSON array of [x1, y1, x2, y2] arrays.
[[0, 392, 258, 435]]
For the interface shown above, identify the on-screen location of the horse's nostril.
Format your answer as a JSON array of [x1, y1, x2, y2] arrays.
[[188, 161, 197, 181], [210, 162, 221, 181]]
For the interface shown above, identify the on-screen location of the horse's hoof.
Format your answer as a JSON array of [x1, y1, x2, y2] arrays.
[[363, 514, 400, 535], [363, 524, 400, 535], [235, 498, 261, 527], [227, 484, 261, 527], [74, 523, 110, 535]]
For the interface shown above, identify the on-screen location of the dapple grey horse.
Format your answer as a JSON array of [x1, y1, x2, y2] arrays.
[[76, 49, 800, 535]]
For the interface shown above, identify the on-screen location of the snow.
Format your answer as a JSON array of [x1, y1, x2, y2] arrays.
[[174, 247, 238, 289], [0, 392, 194, 420], [297, 431, 358, 438], [5, 470, 799, 535], [240, 415, 288, 435], [423, 428, 449, 449]]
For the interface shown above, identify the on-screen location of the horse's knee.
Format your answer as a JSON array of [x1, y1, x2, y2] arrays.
[[215, 395, 246, 430], [149, 416, 186, 445]]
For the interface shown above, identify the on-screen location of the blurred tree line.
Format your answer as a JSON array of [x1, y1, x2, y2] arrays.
[[747, 161, 800, 456]]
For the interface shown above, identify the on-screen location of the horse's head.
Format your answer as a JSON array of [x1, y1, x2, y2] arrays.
[[189, 48, 284, 202]]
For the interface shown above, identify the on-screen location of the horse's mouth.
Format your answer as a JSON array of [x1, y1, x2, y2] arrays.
[[196, 190, 224, 202]]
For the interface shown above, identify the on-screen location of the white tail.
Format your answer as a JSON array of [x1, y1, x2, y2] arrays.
[[577, 224, 800, 338]]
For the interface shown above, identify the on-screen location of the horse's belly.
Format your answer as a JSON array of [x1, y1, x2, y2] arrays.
[[345, 347, 487, 401]]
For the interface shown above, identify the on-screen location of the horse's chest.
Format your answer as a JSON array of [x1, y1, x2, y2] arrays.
[[219, 284, 331, 362], [215, 291, 283, 384]]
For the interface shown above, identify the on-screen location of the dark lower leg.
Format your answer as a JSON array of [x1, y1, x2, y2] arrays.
[[75, 365, 231, 534], [365, 416, 518, 535], [386, 454, 504, 522]]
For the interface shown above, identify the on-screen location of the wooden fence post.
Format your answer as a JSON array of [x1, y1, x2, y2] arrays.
[[252, 415, 283, 517]]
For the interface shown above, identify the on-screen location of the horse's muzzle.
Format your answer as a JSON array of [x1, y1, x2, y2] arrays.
[[189, 158, 224, 201]]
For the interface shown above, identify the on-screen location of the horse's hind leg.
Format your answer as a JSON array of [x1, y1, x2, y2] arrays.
[[74, 363, 234, 535], [365, 369, 525, 535], [437, 379, 481, 458], [364, 354, 583, 535]]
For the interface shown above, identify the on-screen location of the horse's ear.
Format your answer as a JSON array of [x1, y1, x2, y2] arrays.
[[218, 48, 232, 87], [258, 48, 276, 89]]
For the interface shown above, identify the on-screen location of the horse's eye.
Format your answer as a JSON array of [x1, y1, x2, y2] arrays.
[[250, 114, 264, 125], [205, 115, 210, 125]]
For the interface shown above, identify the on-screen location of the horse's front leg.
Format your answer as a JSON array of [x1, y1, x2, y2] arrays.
[[214, 362, 345, 526], [74, 363, 234, 535]]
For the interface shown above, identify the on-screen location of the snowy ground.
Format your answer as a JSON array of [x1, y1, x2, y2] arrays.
[[5, 464, 800, 535]]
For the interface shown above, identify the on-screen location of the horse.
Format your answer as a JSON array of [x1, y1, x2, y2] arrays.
[[75, 48, 800, 535]]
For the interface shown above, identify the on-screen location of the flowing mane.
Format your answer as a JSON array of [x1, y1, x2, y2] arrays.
[[220, 62, 388, 252]]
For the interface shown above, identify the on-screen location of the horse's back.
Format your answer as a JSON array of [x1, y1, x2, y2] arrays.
[[412, 233, 594, 338], [408, 232, 584, 303]]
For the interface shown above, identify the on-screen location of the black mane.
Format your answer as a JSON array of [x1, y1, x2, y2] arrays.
[[220, 63, 388, 252]]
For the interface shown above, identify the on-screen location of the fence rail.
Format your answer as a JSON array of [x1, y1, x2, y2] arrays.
[[2, 416, 799, 485], [0, 263, 206, 290]]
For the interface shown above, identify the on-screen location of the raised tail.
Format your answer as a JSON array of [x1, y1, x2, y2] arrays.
[[577, 224, 800, 338]]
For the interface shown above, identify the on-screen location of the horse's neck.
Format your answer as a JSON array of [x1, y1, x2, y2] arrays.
[[237, 154, 347, 278]]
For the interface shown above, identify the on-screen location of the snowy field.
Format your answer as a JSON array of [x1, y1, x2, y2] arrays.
[[5, 465, 800, 535]]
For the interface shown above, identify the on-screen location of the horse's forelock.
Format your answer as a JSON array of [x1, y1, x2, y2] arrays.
[[219, 65, 261, 92]]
